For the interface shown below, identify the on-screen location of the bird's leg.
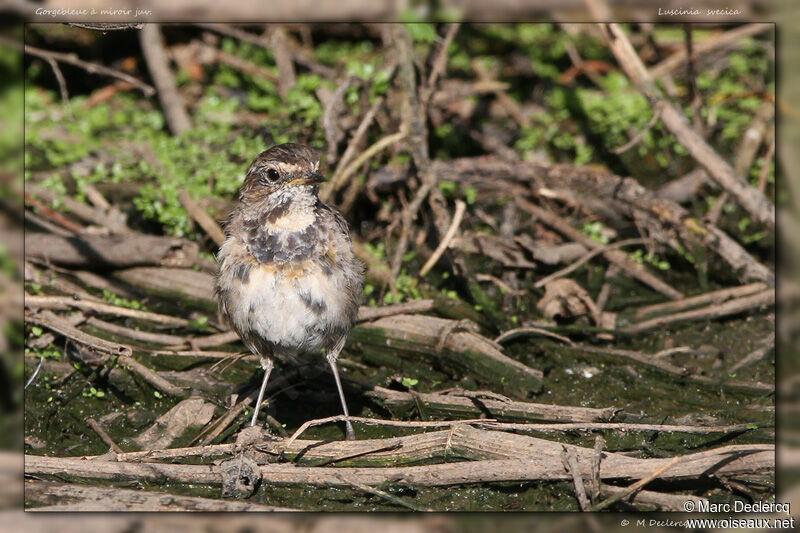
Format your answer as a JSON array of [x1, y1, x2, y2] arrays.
[[250, 357, 274, 427], [326, 341, 355, 440]]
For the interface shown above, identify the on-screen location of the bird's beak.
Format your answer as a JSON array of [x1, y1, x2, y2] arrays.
[[286, 172, 326, 187]]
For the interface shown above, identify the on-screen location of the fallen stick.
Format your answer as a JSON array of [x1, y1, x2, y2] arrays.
[[24, 232, 199, 269], [533, 238, 647, 289], [599, 485, 707, 511], [727, 333, 774, 375], [598, 23, 774, 230], [634, 282, 768, 319], [419, 199, 467, 277], [365, 386, 616, 423], [26, 310, 132, 357], [178, 191, 226, 247], [351, 314, 544, 395], [117, 355, 187, 398], [21, 42, 155, 97], [623, 289, 774, 334], [25, 428, 773, 487], [25, 481, 293, 512], [116, 418, 755, 467], [323, 95, 385, 199], [27, 183, 130, 234], [649, 23, 773, 79], [85, 316, 187, 346], [86, 418, 123, 454], [565, 343, 774, 395], [438, 157, 773, 286], [140, 23, 192, 135], [516, 198, 683, 300], [355, 300, 435, 323], [25, 295, 191, 327]]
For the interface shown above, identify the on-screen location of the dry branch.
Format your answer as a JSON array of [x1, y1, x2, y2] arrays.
[[178, 191, 226, 247], [365, 386, 615, 423], [516, 198, 683, 299], [25, 295, 191, 327], [25, 232, 199, 269], [435, 157, 773, 286], [22, 42, 155, 97], [649, 23, 773, 79], [25, 426, 774, 488], [25, 481, 293, 511], [26, 310, 132, 357], [27, 183, 130, 234], [351, 314, 543, 395], [634, 282, 768, 319], [598, 23, 774, 230], [140, 23, 192, 135], [623, 289, 774, 334]]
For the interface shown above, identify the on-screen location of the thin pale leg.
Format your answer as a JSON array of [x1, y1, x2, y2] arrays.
[[250, 357, 274, 427], [326, 339, 355, 440]]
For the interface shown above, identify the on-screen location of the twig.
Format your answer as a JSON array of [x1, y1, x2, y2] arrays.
[[356, 299, 434, 322], [475, 273, 525, 295], [474, 421, 757, 435], [421, 23, 461, 108], [534, 238, 647, 289], [166, 330, 240, 350], [563, 446, 591, 511], [85, 316, 186, 346], [613, 109, 659, 154], [327, 128, 407, 201], [727, 332, 774, 375], [25, 295, 191, 327], [591, 435, 606, 502], [118, 354, 187, 397], [589, 455, 681, 511], [389, 25, 451, 284], [27, 182, 130, 234], [336, 474, 428, 511], [597, 23, 774, 230], [419, 199, 466, 276], [284, 415, 486, 448], [22, 42, 154, 96], [321, 76, 355, 164], [493, 327, 574, 346], [270, 26, 296, 98], [649, 23, 773, 79], [81, 183, 111, 209], [139, 23, 191, 135], [27, 310, 132, 357], [178, 191, 225, 247], [623, 289, 774, 334], [195, 23, 335, 78], [322, 95, 385, 199], [45, 57, 72, 118], [634, 282, 767, 319], [86, 418, 123, 454], [516, 198, 683, 300], [196, 41, 280, 82]]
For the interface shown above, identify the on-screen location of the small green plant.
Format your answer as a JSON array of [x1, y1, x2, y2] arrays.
[[82, 386, 106, 399], [401, 377, 419, 388], [102, 290, 146, 310]]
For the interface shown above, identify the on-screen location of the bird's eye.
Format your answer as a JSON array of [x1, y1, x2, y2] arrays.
[[266, 168, 280, 181]]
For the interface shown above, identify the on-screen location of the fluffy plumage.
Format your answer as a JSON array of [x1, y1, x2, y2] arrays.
[[215, 143, 364, 438]]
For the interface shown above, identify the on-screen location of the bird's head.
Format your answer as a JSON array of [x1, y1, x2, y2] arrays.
[[239, 143, 325, 204]]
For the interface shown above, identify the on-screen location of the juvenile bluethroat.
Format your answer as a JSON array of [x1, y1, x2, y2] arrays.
[[215, 143, 364, 440]]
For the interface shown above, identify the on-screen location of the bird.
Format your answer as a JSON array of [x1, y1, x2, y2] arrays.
[[215, 143, 364, 440]]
